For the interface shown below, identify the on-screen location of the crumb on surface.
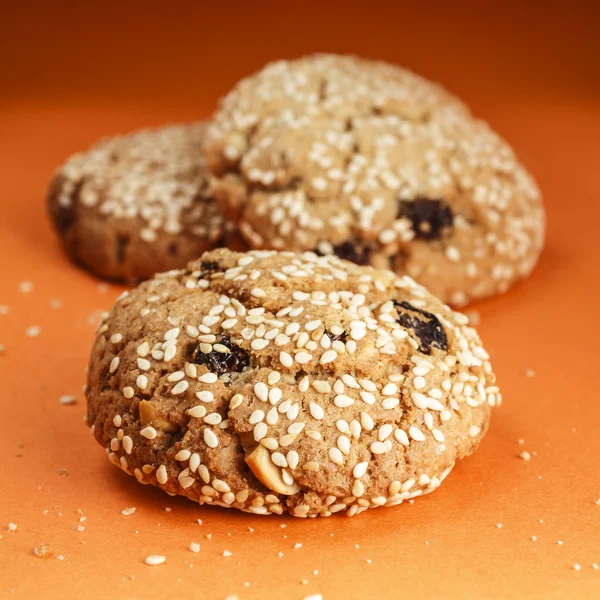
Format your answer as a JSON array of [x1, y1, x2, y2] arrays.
[[33, 543, 51, 558], [121, 507, 136, 516], [189, 542, 200, 553], [519, 451, 532, 460], [25, 326, 41, 337]]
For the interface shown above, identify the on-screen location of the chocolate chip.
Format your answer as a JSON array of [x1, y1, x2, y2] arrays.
[[392, 300, 448, 354], [193, 335, 250, 375], [397, 198, 453, 240], [315, 239, 372, 266]]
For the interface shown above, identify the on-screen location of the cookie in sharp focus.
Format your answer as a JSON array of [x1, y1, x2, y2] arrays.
[[205, 54, 545, 306], [48, 122, 237, 283], [87, 248, 499, 518]]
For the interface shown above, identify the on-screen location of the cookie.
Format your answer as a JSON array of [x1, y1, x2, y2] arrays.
[[87, 248, 499, 518], [206, 54, 544, 306], [48, 123, 237, 283]]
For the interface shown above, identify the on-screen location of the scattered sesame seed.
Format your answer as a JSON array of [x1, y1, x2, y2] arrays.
[[25, 326, 41, 337], [144, 555, 166, 566], [59, 395, 76, 405], [121, 507, 136, 516]]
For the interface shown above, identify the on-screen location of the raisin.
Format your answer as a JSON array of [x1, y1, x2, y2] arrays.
[[193, 335, 250, 375], [397, 198, 453, 240], [326, 329, 347, 343], [392, 300, 448, 355], [315, 239, 372, 266], [200, 260, 220, 273], [115, 234, 130, 264]]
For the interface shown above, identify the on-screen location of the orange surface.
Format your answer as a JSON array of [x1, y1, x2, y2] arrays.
[[1, 2, 599, 598]]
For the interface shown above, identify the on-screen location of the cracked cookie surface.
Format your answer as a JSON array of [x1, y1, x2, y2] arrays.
[[48, 122, 237, 283], [206, 54, 545, 306], [87, 248, 499, 518]]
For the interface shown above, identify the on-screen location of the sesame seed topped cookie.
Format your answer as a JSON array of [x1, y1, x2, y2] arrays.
[[206, 54, 544, 306], [87, 248, 499, 518], [48, 123, 236, 283]]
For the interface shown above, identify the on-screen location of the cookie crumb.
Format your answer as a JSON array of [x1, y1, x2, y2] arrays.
[[7, 523, 17, 532], [277, 552, 284, 557], [595, 499, 600, 505], [19, 281, 33, 293], [197, 519, 203, 525], [519, 451, 531, 461], [56, 555, 64, 561], [496, 523, 503, 529], [77, 525, 85, 532], [121, 507, 136, 516], [300, 579, 309, 585], [294, 542, 303, 549], [189, 542, 200, 553], [144, 555, 166, 566], [592, 564, 599, 570], [365, 559, 372, 564], [531, 536, 537, 541], [312, 570, 319, 575], [59, 395, 77, 405], [573, 564, 582, 571], [222, 550, 232, 557], [557, 541, 563, 545], [248, 527, 254, 533], [206, 533, 212, 539], [25, 326, 41, 338], [303, 595, 323, 600], [33, 543, 51, 558]]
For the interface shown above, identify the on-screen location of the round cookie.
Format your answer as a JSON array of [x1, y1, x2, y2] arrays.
[[206, 54, 545, 306], [87, 248, 499, 518], [48, 122, 238, 283]]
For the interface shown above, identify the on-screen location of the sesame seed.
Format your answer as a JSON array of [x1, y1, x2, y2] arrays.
[[204, 429, 219, 448], [171, 380, 189, 395], [196, 391, 214, 403], [144, 555, 166, 566], [59, 395, 77, 405], [320, 350, 337, 364], [309, 402, 324, 420], [254, 382, 268, 402], [140, 426, 157, 440], [409, 426, 426, 442]]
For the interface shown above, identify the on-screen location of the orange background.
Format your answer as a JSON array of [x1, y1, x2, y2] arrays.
[[1, 1, 599, 598]]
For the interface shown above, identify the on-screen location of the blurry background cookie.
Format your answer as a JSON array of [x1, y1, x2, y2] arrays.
[[206, 54, 545, 306], [48, 122, 238, 283]]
